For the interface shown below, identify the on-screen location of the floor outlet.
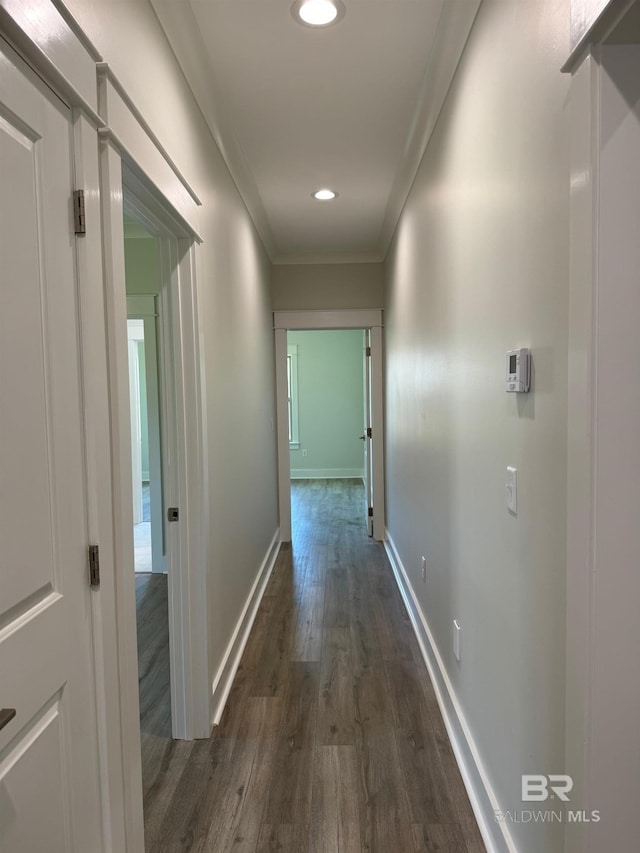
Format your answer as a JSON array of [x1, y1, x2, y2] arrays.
[[453, 620, 461, 661]]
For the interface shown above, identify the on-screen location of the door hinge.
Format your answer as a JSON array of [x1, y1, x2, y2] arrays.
[[88, 544, 100, 587], [368, 507, 373, 518], [367, 427, 372, 439], [73, 189, 86, 235], [366, 346, 371, 357]]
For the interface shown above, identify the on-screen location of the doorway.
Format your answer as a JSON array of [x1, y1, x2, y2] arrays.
[[274, 309, 385, 542], [125, 244, 165, 578], [122, 210, 173, 787], [287, 329, 368, 535], [123, 209, 172, 813]]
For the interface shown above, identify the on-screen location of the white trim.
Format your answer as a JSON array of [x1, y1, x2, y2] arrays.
[[290, 468, 364, 479], [275, 329, 291, 540], [97, 66, 202, 241], [287, 342, 300, 446], [72, 107, 129, 853], [99, 135, 146, 853], [0, 0, 102, 119], [97, 63, 201, 207], [149, 0, 278, 260], [210, 531, 281, 727], [369, 325, 385, 541], [561, 0, 636, 74], [565, 52, 596, 853], [384, 533, 517, 853], [565, 44, 640, 850], [274, 308, 383, 330], [273, 251, 385, 265], [376, 0, 481, 256], [125, 187, 209, 741]]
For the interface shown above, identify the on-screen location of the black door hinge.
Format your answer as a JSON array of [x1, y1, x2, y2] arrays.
[[73, 189, 86, 235], [88, 544, 100, 587]]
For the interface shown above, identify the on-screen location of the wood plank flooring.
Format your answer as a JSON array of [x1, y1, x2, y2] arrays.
[[140, 479, 485, 852], [136, 571, 173, 816]]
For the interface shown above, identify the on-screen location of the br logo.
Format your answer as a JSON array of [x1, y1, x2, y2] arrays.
[[522, 775, 573, 802]]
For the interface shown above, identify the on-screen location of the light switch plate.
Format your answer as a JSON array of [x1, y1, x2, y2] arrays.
[[453, 620, 461, 661], [506, 466, 517, 514]]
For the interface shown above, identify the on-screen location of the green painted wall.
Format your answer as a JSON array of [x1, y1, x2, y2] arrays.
[[124, 236, 159, 295], [289, 330, 365, 477]]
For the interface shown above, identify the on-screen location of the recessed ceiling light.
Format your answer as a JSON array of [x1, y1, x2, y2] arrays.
[[292, 0, 345, 28], [313, 188, 338, 200]]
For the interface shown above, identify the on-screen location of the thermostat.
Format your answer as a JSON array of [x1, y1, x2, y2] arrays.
[[505, 348, 530, 393]]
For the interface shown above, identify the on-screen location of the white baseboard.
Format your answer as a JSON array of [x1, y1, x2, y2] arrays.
[[210, 529, 281, 727], [384, 532, 516, 853], [290, 468, 364, 479]]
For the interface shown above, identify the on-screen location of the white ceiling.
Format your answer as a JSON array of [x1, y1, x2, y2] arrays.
[[151, 0, 481, 264]]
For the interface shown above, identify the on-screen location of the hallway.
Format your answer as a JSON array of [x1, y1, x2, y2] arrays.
[[142, 480, 484, 852]]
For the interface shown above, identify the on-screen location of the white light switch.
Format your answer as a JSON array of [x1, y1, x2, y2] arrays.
[[453, 620, 461, 661], [506, 466, 517, 514]]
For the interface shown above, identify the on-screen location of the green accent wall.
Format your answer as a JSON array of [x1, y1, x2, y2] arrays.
[[124, 236, 159, 295], [289, 330, 365, 477]]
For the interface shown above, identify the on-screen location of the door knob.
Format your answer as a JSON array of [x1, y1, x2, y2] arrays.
[[0, 708, 16, 732], [359, 435, 366, 440]]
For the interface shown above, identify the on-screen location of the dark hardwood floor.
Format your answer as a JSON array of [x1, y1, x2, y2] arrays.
[[136, 572, 172, 806], [139, 479, 485, 852]]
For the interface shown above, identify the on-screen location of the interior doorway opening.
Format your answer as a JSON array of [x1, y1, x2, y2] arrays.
[[287, 329, 369, 536], [274, 309, 385, 543], [127, 313, 165, 575], [123, 209, 172, 783]]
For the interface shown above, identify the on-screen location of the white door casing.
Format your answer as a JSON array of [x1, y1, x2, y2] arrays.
[[101, 159, 209, 742], [363, 329, 374, 536], [0, 40, 102, 852]]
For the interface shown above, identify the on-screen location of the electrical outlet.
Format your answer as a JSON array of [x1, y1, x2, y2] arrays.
[[421, 555, 427, 582], [453, 620, 461, 661], [302, 448, 308, 457]]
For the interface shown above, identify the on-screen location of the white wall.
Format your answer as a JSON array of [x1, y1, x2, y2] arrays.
[[384, 1, 570, 851], [272, 262, 383, 310], [64, 0, 279, 715]]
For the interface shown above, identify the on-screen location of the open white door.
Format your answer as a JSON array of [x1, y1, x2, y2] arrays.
[[0, 40, 102, 851], [363, 330, 374, 536]]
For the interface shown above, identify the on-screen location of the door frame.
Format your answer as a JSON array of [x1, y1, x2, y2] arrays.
[[274, 309, 385, 541], [100, 149, 209, 749], [565, 40, 640, 851]]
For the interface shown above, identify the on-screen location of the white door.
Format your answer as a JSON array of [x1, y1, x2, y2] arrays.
[[0, 40, 103, 852], [363, 330, 374, 536]]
